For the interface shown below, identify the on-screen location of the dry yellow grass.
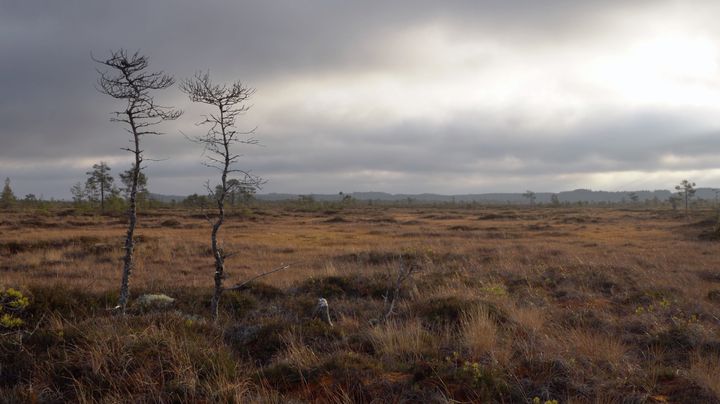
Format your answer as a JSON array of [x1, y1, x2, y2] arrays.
[[460, 305, 498, 360], [3, 205, 720, 296], [508, 304, 546, 335], [564, 329, 628, 368], [279, 329, 321, 370], [690, 354, 720, 396], [369, 319, 435, 360]]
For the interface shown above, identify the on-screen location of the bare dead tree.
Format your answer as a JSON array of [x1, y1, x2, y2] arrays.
[[382, 256, 419, 322], [94, 50, 181, 313], [181, 71, 263, 321]]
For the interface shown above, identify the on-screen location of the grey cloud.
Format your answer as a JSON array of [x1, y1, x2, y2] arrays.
[[2, 1, 720, 197], [249, 107, 720, 172]]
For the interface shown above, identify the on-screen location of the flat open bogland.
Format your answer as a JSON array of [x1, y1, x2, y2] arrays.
[[2, 204, 720, 402]]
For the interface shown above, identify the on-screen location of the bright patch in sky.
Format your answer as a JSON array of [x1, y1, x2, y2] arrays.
[[587, 34, 720, 107], [267, 27, 720, 137]]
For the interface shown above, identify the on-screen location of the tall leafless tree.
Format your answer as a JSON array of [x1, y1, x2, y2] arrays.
[[181, 72, 262, 321], [94, 50, 181, 313]]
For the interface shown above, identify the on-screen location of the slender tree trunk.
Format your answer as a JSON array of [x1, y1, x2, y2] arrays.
[[118, 114, 140, 313], [101, 182, 105, 213], [210, 108, 229, 321], [210, 204, 225, 320], [181, 74, 257, 321]]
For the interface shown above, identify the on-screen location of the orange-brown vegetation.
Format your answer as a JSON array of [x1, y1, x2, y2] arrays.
[[2, 203, 720, 402]]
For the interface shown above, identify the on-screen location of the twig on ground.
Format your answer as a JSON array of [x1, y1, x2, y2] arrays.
[[225, 263, 292, 291]]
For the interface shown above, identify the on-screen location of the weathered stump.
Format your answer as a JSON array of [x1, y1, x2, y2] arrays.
[[313, 297, 333, 326]]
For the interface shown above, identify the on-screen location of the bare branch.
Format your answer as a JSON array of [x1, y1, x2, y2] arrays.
[[225, 264, 292, 291], [383, 256, 420, 322]]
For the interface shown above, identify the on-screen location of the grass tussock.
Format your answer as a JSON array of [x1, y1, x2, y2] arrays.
[[565, 329, 628, 368], [278, 330, 321, 370], [4, 313, 255, 403], [369, 319, 436, 361], [460, 305, 498, 360]]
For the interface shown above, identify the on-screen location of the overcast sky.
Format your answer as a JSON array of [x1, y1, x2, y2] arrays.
[[2, 1, 720, 198]]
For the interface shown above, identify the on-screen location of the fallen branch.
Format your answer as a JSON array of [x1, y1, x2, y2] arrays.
[[26, 313, 46, 337], [225, 263, 292, 291]]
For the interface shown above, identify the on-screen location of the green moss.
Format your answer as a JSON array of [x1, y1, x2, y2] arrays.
[[0, 313, 23, 328], [0, 287, 30, 329]]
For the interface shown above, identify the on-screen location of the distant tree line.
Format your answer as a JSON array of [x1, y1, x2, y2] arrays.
[[1, 177, 57, 210], [69, 162, 149, 212]]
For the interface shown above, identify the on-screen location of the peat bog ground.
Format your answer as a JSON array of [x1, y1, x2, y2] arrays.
[[1, 204, 720, 402]]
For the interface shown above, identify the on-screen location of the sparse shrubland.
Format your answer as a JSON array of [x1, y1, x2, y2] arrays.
[[2, 204, 720, 402]]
